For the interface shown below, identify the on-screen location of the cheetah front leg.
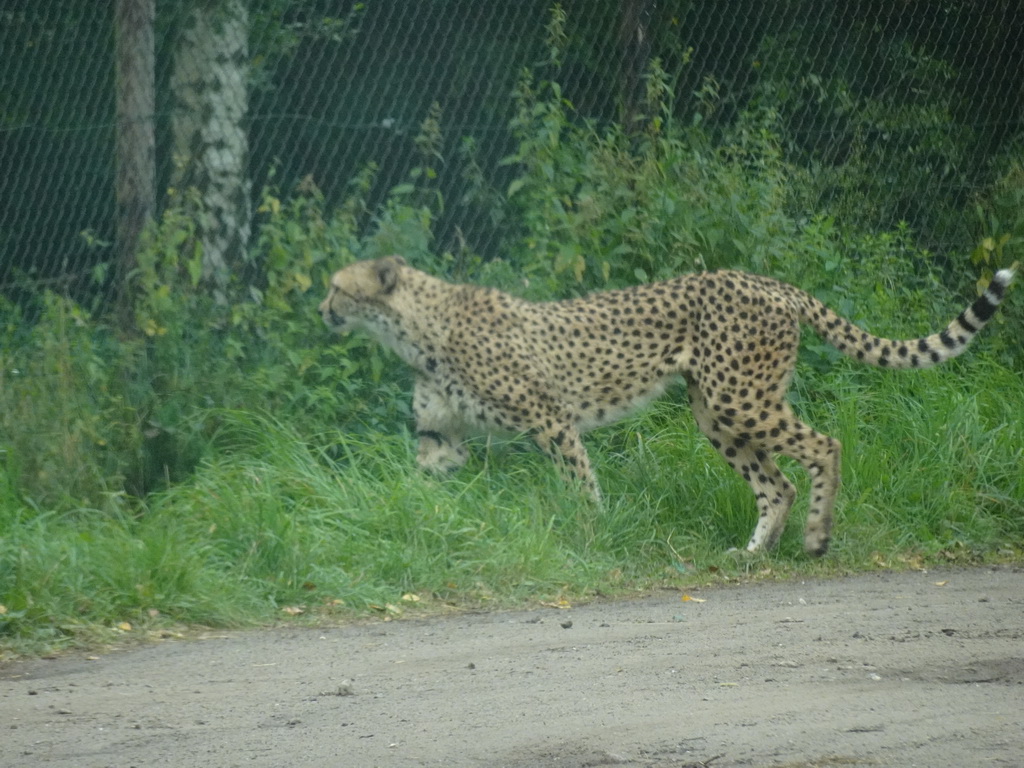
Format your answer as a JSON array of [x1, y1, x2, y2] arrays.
[[531, 420, 602, 503], [412, 377, 469, 474]]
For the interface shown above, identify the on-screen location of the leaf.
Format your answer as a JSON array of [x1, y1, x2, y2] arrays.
[[400, 593, 421, 602], [187, 255, 203, 287], [934, 581, 948, 587], [281, 606, 304, 616], [540, 598, 571, 609], [389, 183, 416, 198], [572, 253, 586, 283], [258, 195, 281, 215], [507, 177, 528, 198], [681, 594, 706, 603], [116, 622, 132, 631]]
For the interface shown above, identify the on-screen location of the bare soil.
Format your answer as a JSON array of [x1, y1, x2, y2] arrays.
[[3, 566, 1023, 767]]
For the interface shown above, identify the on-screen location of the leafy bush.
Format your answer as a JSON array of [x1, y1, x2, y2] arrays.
[[750, 26, 976, 251], [0, 294, 142, 511]]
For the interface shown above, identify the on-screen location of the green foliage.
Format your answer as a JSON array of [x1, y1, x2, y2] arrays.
[[3, 364, 1023, 654], [502, 57, 803, 294], [3, 32, 1023, 655], [0, 294, 142, 511], [750, 25, 976, 249], [968, 155, 1024, 365], [0, 121, 446, 512]]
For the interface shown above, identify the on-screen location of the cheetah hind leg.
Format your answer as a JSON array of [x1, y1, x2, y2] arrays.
[[764, 404, 842, 557], [687, 381, 797, 554], [741, 447, 799, 553]]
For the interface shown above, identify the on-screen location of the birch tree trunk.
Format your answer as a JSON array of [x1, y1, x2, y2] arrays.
[[170, 0, 251, 290]]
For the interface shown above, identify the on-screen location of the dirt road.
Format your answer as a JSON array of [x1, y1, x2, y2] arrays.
[[3, 566, 1022, 767]]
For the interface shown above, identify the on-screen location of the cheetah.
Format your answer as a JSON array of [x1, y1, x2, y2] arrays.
[[319, 255, 1015, 555]]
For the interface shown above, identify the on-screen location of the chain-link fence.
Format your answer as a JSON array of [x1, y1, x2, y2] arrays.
[[2, 0, 1023, 311]]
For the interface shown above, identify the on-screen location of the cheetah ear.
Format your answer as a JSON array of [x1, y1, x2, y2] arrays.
[[374, 255, 406, 294]]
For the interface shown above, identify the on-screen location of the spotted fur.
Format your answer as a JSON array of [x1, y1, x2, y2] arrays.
[[319, 255, 1015, 555]]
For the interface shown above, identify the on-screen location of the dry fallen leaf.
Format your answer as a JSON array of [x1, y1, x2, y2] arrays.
[[541, 598, 572, 609], [934, 581, 948, 587], [281, 606, 304, 616], [401, 593, 421, 602], [681, 594, 706, 603], [116, 621, 132, 631], [899, 553, 927, 571]]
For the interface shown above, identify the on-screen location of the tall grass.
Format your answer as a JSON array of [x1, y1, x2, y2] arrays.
[[3, 359, 1022, 655], [2, 49, 1022, 656]]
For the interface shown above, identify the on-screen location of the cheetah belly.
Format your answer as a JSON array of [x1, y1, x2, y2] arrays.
[[573, 377, 676, 432], [569, 341, 692, 433], [569, 366, 688, 434]]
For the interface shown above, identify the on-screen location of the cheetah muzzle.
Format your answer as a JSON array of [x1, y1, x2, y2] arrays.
[[319, 255, 1016, 556]]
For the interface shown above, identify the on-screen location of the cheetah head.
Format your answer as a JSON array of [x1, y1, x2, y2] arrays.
[[318, 255, 407, 333]]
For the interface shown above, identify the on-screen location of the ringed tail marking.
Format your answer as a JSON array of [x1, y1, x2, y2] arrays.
[[800, 266, 1015, 370]]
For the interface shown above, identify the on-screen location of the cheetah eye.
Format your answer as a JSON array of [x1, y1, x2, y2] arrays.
[[331, 286, 356, 300]]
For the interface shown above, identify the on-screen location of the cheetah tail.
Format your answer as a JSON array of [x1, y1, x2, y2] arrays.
[[802, 265, 1016, 370]]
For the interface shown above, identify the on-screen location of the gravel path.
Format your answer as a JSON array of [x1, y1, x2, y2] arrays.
[[3, 566, 1022, 767]]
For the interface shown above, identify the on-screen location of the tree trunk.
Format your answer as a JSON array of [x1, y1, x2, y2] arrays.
[[114, 0, 156, 319], [170, 0, 251, 291], [619, 0, 652, 133]]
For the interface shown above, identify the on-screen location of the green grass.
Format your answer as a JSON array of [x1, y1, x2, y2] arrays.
[[3, 355, 1024, 657]]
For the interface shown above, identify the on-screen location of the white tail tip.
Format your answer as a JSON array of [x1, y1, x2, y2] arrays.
[[995, 262, 1018, 285]]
